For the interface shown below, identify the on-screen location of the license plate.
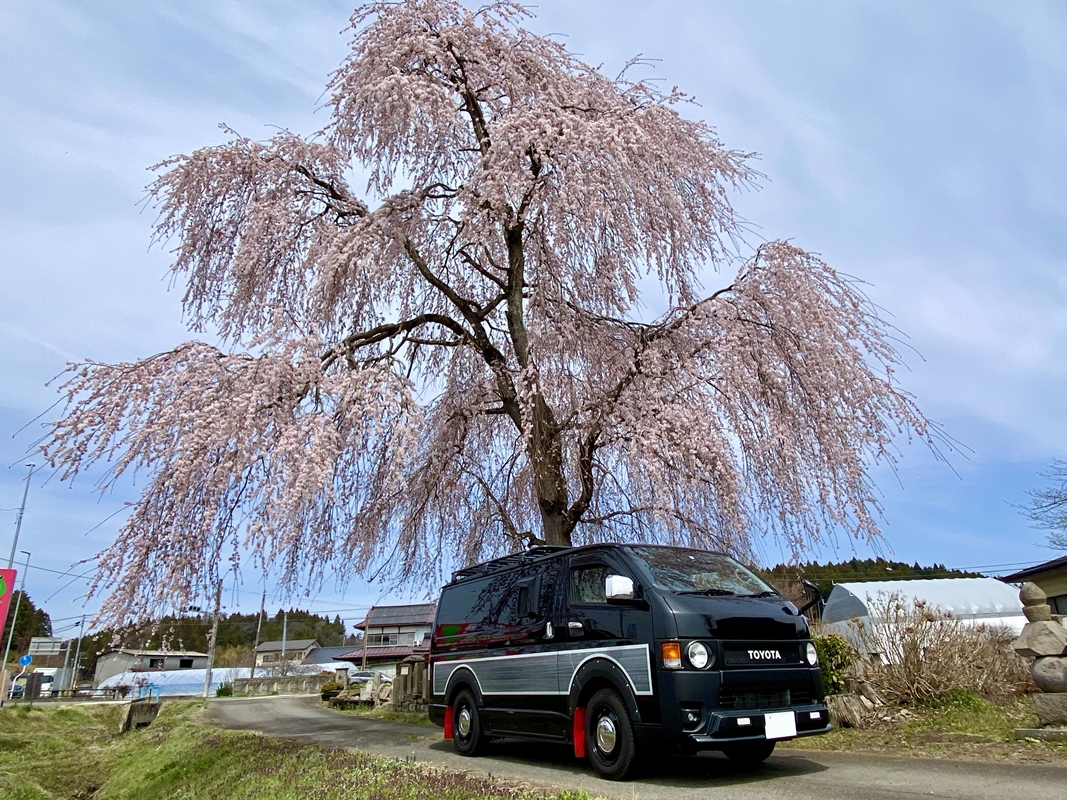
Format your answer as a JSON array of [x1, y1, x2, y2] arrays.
[[764, 711, 797, 740]]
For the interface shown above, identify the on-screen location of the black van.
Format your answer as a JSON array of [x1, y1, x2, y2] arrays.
[[428, 544, 830, 780]]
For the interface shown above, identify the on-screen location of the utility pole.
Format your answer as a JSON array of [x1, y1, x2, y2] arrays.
[[202, 578, 223, 699], [68, 613, 86, 693], [249, 590, 265, 680], [281, 610, 288, 676], [361, 612, 369, 671], [6, 464, 35, 570], [59, 635, 72, 696], [2, 551, 30, 705]]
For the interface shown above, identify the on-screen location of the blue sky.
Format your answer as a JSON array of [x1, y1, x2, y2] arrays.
[[2, 1, 1066, 635]]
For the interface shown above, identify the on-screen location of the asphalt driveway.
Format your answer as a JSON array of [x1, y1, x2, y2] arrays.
[[207, 695, 1065, 800]]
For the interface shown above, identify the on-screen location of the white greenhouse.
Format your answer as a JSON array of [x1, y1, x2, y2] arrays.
[[820, 577, 1027, 648]]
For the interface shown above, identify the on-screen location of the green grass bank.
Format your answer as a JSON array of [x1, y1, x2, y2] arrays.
[[780, 693, 1067, 763], [0, 701, 585, 800]]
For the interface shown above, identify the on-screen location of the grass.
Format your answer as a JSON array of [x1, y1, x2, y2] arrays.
[[330, 703, 437, 727], [780, 693, 1067, 763], [0, 701, 586, 800]]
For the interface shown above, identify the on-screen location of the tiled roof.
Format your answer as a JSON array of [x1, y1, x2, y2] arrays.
[[336, 642, 430, 662], [302, 646, 358, 665], [256, 639, 319, 652], [354, 603, 436, 630]]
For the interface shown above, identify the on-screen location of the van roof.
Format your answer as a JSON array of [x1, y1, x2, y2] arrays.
[[450, 544, 574, 582], [448, 543, 738, 585]]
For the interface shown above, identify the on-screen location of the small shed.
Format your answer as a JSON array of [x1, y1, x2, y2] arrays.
[[94, 649, 209, 686], [821, 577, 1027, 639]]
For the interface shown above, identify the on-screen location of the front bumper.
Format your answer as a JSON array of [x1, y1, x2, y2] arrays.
[[649, 666, 831, 749]]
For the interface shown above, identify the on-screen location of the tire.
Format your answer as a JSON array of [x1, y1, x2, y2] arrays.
[[585, 688, 638, 781], [451, 689, 486, 756], [722, 740, 775, 765]]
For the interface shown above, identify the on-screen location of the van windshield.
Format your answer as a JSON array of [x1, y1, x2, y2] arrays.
[[625, 547, 775, 596]]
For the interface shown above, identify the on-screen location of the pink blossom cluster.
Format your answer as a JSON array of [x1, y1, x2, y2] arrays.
[[43, 1, 934, 622]]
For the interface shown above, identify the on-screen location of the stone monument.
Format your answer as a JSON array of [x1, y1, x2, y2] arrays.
[[1013, 581, 1067, 741]]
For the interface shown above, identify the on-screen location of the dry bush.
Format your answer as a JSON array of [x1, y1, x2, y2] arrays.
[[849, 591, 1033, 704]]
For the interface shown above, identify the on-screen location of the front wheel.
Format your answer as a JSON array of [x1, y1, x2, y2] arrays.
[[585, 688, 638, 780], [451, 689, 486, 756], [721, 740, 775, 765]]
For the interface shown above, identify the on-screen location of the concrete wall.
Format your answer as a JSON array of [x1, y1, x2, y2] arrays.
[[232, 674, 334, 697]]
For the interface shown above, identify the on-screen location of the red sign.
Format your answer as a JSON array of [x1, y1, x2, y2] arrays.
[[0, 569, 16, 646]]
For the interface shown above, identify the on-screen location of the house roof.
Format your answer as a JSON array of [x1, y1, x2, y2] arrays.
[[102, 649, 208, 658], [1001, 554, 1067, 583], [354, 603, 436, 630], [302, 646, 358, 665], [337, 641, 430, 663], [255, 639, 319, 653]]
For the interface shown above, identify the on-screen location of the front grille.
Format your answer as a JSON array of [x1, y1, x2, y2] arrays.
[[719, 688, 791, 710], [723, 643, 802, 668], [718, 685, 814, 710]]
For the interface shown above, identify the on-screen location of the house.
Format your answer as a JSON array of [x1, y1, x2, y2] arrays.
[[341, 603, 436, 673], [94, 649, 208, 686], [254, 639, 319, 667], [1002, 555, 1067, 614]]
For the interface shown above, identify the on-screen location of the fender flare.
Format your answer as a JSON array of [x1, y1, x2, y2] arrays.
[[568, 656, 642, 723], [442, 665, 485, 708]]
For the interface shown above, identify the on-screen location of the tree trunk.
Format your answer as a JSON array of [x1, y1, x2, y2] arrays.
[[529, 394, 573, 546]]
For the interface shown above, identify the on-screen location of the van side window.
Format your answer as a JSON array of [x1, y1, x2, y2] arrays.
[[498, 580, 536, 625], [572, 565, 611, 604]]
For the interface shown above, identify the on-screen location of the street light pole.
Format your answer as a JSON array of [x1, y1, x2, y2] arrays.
[[7, 464, 35, 570]]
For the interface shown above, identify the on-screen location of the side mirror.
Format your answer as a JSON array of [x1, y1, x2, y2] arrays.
[[605, 574, 635, 602]]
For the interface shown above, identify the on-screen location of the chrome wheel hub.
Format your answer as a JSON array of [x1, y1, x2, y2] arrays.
[[457, 707, 472, 737], [595, 715, 617, 753]]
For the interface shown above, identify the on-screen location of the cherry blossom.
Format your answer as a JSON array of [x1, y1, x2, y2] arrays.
[[43, 0, 936, 621]]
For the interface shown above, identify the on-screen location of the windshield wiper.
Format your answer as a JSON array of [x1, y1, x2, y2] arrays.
[[735, 590, 780, 598], [676, 588, 737, 596]]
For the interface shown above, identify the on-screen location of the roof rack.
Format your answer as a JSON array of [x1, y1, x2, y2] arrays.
[[451, 545, 572, 582]]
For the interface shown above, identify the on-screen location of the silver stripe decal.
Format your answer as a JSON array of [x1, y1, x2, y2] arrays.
[[433, 644, 652, 697]]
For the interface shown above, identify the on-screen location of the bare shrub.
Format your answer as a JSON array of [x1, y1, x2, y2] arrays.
[[849, 591, 1032, 704]]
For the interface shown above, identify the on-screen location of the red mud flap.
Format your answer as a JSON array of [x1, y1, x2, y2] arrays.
[[573, 706, 586, 758], [444, 705, 454, 740]]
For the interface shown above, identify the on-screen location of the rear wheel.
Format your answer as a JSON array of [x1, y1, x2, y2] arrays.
[[585, 688, 638, 781], [722, 740, 775, 764], [451, 689, 486, 756]]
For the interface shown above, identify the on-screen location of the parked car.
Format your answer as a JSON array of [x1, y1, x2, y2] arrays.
[[429, 544, 830, 780]]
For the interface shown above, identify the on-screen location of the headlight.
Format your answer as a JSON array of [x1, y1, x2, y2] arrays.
[[686, 641, 711, 669], [805, 642, 818, 666]]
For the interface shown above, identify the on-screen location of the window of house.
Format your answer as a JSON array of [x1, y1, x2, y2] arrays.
[[148, 658, 165, 669], [179, 658, 194, 669], [367, 633, 403, 647], [261, 654, 276, 663], [1051, 595, 1067, 615]]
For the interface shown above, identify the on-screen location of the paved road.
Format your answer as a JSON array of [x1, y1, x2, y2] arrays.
[[207, 696, 1064, 799]]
